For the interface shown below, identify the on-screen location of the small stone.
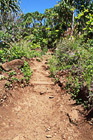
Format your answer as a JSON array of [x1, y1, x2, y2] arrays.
[[0, 99, 4, 103], [10, 84, 13, 87], [18, 72, 20, 75], [49, 96, 54, 99], [46, 127, 51, 132], [47, 128, 51, 131], [40, 92, 45, 95], [0, 74, 4, 80], [46, 135, 52, 138], [14, 86, 18, 89], [88, 121, 93, 125], [54, 133, 57, 136], [13, 135, 25, 140], [3, 95, 7, 99], [67, 110, 79, 124], [21, 84, 24, 88]]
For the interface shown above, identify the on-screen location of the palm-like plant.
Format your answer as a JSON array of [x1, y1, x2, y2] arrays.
[[0, 0, 20, 25]]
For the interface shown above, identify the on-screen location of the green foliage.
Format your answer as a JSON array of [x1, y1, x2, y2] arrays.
[[0, 40, 42, 63], [8, 45, 25, 61], [5, 82, 11, 89], [0, 31, 4, 39], [8, 70, 17, 77], [0, 48, 9, 62], [21, 61, 32, 84], [49, 39, 93, 109], [76, 5, 93, 41], [48, 56, 58, 77], [41, 46, 48, 55]]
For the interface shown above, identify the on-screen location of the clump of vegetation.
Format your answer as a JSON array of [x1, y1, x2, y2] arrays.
[[21, 61, 32, 84], [48, 38, 93, 109], [0, 41, 42, 63], [3, 61, 32, 89], [8, 71, 17, 77]]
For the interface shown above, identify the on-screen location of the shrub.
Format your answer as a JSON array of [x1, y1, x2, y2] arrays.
[[0, 40, 42, 63], [49, 38, 93, 109]]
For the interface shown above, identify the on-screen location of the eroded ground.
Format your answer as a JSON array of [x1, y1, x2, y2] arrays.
[[0, 54, 93, 140]]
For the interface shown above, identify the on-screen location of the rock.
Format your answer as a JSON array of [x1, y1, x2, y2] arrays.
[[13, 134, 25, 140], [1, 59, 24, 71], [67, 110, 79, 124], [46, 127, 51, 132], [49, 96, 54, 99], [40, 92, 45, 95], [59, 77, 63, 84], [0, 74, 4, 80], [46, 135, 52, 138]]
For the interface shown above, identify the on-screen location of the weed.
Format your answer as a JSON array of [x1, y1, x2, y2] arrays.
[[8, 71, 17, 77], [21, 61, 32, 84]]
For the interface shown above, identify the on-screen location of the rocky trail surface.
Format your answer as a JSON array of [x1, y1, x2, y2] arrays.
[[0, 53, 93, 140]]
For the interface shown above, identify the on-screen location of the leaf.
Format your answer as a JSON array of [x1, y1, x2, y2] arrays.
[[70, 7, 75, 11], [86, 21, 90, 25], [85, 16, 89, 19], [83, 28, 86, 31], [84, 9, 89, 12], [89, 27, 91, 31], [55, 30, 59, 32]]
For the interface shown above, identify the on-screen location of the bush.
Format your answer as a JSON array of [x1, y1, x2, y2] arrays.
[[49, 38, 93, 109], [0, 40, 42, 63]]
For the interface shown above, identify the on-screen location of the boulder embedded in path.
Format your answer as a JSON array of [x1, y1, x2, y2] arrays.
[[1, 59, 24, 71]]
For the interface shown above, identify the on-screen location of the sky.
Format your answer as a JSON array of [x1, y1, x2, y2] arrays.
[[20, 0, 58, 14]]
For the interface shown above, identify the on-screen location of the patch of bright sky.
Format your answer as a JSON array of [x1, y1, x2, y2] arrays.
[[20, 0, 58, 14]]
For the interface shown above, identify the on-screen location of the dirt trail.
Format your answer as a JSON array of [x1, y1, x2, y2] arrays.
[[0, 54, 93, 140]]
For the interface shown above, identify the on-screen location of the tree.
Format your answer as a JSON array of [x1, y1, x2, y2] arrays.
[[75, 0, 92, 13], [0, 0, 21, 47], [0, 0, 21, 32]]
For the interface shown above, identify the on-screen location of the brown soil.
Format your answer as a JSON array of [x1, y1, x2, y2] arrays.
[[0, 53, 93, 140]]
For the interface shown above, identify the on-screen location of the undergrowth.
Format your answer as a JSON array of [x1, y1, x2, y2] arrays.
[[0, 40, 42, 63], [48, 38, 93, 109], [0, 39, 48, 85], [21, 61, 32, 84]]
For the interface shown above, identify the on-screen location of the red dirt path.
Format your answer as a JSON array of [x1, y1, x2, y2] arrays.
[[0, 54, 93, 140]]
